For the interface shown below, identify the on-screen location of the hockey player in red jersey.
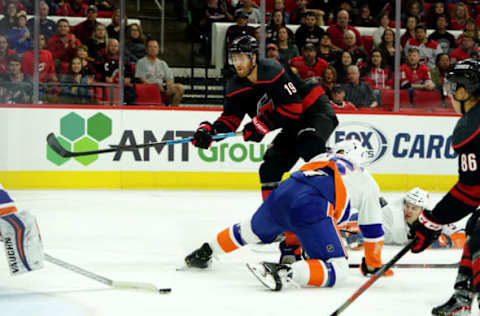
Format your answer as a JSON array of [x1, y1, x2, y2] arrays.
[[408, 59, 480, 315], [191, 35, 338, 200]]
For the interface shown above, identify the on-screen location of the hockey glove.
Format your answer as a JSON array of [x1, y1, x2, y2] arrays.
[[410, 210, 443, 253], [360, 257, 394, 277], [243, 116, 272, 142], [192, 121, 216, 149]]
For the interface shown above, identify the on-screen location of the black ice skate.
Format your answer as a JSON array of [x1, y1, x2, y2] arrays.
[[431, 291, 473, 316], [185, 242, 213, 269], [246, 262, 294, 291]]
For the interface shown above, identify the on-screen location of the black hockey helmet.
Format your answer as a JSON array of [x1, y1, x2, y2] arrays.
[[444, 59, 480, 97], [228, 35, 258, 64]]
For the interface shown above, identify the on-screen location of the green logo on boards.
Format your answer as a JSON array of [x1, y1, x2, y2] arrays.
[[47, 112, 112, 166]]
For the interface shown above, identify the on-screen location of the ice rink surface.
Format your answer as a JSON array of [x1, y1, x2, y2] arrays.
[[0, 189, 474, 316]]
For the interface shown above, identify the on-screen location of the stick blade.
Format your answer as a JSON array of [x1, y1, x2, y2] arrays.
[[47, 133, 72, 158], [111, 281, 171, 294]]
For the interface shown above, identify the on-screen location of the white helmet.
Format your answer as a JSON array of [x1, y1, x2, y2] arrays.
[[404, 187, 430, 209], [331, 139, 367, 165]]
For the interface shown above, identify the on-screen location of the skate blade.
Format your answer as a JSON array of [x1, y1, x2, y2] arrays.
[[246, 263, 277, 290]]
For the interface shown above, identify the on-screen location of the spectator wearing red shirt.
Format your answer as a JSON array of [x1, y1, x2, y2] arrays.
[[289, 43, 328, 84], [74, 5, 102, 44], [326, 10, 361, 50], [400, 47, 435, 90], [47, 19, 82, 70], [450, 32, 479, 64], [0, 34, 17, 74], [21, 33, 57, 83], [360, 49, 392, 90], [329, 85, 357, 111]]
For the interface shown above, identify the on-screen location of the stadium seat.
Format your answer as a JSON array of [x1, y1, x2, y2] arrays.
[[412, 90, 443, 108], [398, 107, 429, 113], [380, 89, 410, 111], [361, 36, 374, 55], [136, 84, 165, 106], [97, 11, 113, 18], [424, 3, 431, 16], [432, 107, 455, 114]]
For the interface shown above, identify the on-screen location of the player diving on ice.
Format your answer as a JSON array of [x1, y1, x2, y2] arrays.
[[184, 140, 392, 291], [0, 183, 44, 275]]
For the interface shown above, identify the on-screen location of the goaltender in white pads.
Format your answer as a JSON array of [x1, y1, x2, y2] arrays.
[[0, 183, 44, 275]]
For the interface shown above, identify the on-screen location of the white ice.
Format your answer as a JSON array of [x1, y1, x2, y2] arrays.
[[0, 190, 474, 316]]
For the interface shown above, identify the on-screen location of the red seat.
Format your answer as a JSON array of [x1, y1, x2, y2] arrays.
[[424, 3, 431, 16], [432, 107, 456, 113], [380, 89, 410, 111], [399, 107, 429, 113], [97, 11, 113, 18], [413, 90, 443, 108], [361, 35, 374, 55], [136, 84, 165, 106]]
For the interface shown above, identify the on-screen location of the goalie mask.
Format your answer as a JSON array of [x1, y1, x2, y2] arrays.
[[404, 187, 430, 209]]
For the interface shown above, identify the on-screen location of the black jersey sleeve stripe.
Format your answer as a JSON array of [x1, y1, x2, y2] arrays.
[[456, 183, 480, 200], [276, 104, 302, 119], [452, 124, 480, 149], [217, 115, 242, 131], [226, 86, 253, 98], [451, 185, 480, 207], [277, 102, 303, 115], [255, 68, 285, 84]]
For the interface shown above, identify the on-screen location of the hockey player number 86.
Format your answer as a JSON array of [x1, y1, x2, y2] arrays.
[[460, 153, 478, 172]]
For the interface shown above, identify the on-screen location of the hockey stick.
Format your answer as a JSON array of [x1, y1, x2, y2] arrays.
[[47, 131, 242, 158], [44, 253, 171, 294], [329, 238, 416, 316], [348, 262, 458, 269]]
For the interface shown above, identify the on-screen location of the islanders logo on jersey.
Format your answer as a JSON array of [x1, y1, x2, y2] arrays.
[[327, 121, 388, 165]]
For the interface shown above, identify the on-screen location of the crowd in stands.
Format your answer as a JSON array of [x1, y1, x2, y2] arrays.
[[0, 0, 184, 106], [188, 0, 480, 112]]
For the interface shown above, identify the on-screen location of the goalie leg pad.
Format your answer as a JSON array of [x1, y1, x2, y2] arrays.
[[0, 210, 44, 275]]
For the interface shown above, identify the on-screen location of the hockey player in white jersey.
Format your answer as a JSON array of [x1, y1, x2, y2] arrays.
[[184, 139, 391, 292], [0, 183, 44, 275], [341, 187, 466, 250]]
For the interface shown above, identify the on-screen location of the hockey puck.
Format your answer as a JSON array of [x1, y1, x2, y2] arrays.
[[159, 288, 172, 294]]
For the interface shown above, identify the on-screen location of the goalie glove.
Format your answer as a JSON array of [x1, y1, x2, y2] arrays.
[[0, 210, 44, 275], [243, 116, 273, 142], [410, 210, 443, 253]]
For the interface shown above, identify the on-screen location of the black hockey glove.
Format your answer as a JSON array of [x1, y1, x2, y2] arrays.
[[243, 116, 272, 142], [192, 121, 216, 149], [410, 210, 443, 253]]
